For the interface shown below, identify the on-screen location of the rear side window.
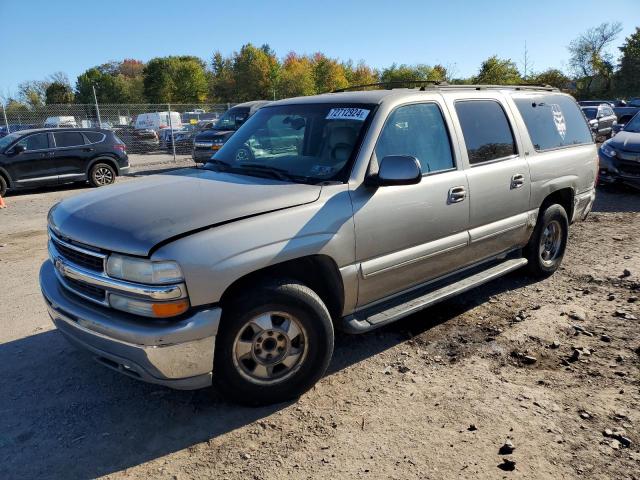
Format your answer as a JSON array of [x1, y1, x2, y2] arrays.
[[375, 103, 454, 174], [84, 132, 105, 143], [455, 100, 517, 165], [54, 132, 85, 148], [17, 133, 49, 151], [514, 95, 593, 151]]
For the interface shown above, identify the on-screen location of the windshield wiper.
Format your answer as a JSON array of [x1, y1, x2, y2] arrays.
[[204, 158, 232, 170], [235, 163, 300, 181]]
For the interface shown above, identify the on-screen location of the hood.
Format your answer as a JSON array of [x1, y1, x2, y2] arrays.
[[609, 131, 640, 153], [196, 130, 234, 140], [49, 169, 322, 256]]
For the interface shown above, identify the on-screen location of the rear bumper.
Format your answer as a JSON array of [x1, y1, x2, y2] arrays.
[[40, 260, 221, 390]]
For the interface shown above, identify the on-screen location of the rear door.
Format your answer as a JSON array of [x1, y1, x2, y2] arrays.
[[10, 132, 56, 186], [51, 131, 91, 182], [444, 94, 532, 262]]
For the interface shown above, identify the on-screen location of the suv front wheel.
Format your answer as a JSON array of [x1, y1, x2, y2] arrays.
[[525, 204, 569, 277], [214, 279, 334, 405]]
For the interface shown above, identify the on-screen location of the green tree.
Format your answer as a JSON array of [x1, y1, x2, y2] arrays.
[[45, 82, 74, 104], [530, 68, 571, 89], [342, 60, 379, 88], [380, 63, 435, 84], [616, 27, 640, 97], [231, 44, 280, 101], [312, 53, 348, 93], [76, 66, 128, 103], [279, 53, 316, 98], [473, 56, 522, 84], [210, 51, 236, 102], [143, 56, 208, 103]]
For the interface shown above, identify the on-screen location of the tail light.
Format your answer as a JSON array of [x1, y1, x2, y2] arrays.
[[114, 144, 126, 153]]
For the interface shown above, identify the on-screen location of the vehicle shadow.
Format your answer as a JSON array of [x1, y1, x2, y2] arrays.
[[0, 270, 536, 480]]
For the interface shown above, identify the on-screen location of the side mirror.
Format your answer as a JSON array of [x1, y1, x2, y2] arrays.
[[12, 144, 26, 155], [370, 155, 422, 186]]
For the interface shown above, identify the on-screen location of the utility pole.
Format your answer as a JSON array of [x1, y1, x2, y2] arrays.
[[92, 85, 102, 127], [522, 41, 531, 81]]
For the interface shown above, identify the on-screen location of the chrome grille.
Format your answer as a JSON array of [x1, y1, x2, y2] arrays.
[[49, 232, 106, 273], [64, 276, 106, 302]]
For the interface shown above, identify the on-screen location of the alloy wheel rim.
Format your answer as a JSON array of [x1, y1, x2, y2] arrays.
[[232, 311, 307, 384], [539, 220, 562, 266], [95, 167, 114, 185]]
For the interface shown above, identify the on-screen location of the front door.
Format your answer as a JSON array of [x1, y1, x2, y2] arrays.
[[51, 131, 90, 182], [10, 132, 56, 186], [450, 97, 532, 262], [351, 102, 470, 307]]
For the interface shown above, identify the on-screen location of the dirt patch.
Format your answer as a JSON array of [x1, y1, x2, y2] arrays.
[[0, 181, 638, 479]]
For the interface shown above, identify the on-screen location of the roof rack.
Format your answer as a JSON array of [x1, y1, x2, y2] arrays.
[[332, 81, 558, 93], [333, 80, 447, 92]]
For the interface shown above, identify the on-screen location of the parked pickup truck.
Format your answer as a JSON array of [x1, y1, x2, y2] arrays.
[[40, 85, 597, 405]]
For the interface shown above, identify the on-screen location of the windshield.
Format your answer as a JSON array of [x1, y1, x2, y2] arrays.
[[212, 107, 250, 131], [204, 103, 375, 183], [582, 108, 597, 120], [624, 113, 640, 133], [0, 132, 21, 151]]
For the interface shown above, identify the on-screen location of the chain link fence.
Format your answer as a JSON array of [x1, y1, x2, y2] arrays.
[[0, 102, 235, 158]]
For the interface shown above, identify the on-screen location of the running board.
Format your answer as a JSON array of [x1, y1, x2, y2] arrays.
[[342, 257, 528, 334]]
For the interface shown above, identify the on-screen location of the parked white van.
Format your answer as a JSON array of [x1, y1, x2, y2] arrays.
[[134, 112, 182, 132], [44, 116, 78, 128]]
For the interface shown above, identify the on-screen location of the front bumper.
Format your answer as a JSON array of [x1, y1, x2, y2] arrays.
[[598, 151, 640, 188], [40, 260, 221, 390], [192, 146, 222, 163]]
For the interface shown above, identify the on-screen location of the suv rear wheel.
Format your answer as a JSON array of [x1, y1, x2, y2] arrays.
[[214, 279, 334, 405], [525, 204, 569, 277], [89, 163, 116, 187]]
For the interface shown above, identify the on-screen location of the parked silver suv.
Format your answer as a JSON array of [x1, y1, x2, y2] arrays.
[[40, 85, 597, 405]]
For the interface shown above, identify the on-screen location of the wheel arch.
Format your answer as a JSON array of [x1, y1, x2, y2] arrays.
[[219, 254, 345, 322], [87, 156, 120, 176], [539, 187, 574, 222]]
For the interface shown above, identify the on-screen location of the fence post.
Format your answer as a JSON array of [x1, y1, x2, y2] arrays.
[[92, 85, 102, 127], [168, 103, 176, 161], [1, 102, 9, 133]]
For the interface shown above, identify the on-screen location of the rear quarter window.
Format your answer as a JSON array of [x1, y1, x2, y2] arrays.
[[514, 95, 593, 151], [84, 132, 105, 143]]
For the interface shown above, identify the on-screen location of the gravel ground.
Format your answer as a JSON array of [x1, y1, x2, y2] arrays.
[[0, 158, 638, 479]]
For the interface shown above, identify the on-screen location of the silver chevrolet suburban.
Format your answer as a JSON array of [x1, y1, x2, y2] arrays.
[[40, 85, 597, 405]]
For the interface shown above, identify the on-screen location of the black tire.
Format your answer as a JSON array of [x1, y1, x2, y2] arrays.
[[214, 279, 334, 406], [89, 162, 116, 188], [525, 204, 569, 278], [0, 175, 7, 197]]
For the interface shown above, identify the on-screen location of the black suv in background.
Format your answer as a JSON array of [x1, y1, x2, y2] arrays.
[[0, 128, 129, 196], [192, 100, 270, 163]]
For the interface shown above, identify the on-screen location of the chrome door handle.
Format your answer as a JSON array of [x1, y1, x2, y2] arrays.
[[511, 173, 525, 189], [448, 186, 467, 203]]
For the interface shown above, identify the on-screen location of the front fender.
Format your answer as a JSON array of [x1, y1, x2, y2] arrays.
[[152, 184, 356, 307]]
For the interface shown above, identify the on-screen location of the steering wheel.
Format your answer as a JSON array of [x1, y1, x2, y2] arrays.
[[234, 145, 255, 163]]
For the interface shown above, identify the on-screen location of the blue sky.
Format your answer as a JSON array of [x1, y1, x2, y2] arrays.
[[1, 0, 639, 96]]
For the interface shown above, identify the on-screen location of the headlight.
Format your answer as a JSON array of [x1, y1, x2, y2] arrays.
[[109, 293, 189, 318], [106, 254, 184, 284], [600, 143, 617, 158]]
